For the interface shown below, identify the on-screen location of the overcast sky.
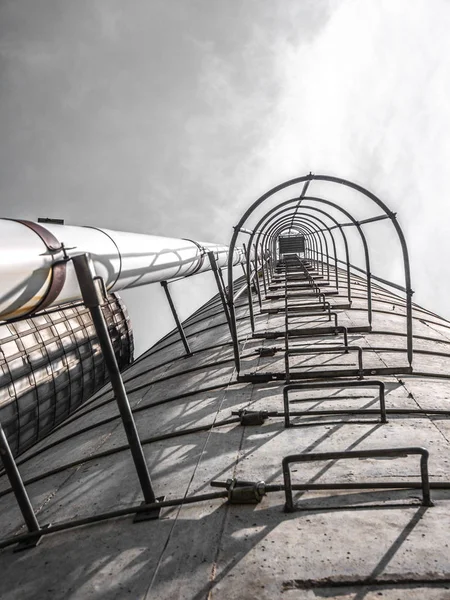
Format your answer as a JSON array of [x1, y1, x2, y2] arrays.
[[1, 0, 449, 356]]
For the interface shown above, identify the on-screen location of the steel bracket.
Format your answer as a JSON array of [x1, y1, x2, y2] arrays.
[[133, 496, 166, 522], [13, 524, 51, 553]]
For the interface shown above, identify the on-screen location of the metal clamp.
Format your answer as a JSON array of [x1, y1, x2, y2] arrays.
[[211, 479, 266, 504], [232, 409, 269, 426], [256, 346, 279, 357]]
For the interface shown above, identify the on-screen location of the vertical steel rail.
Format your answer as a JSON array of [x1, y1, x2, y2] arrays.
[[261, 254, 269, 296], [160, 281, 192, 356], [284, 269, 290, 382], [244, 245, 257, 333], [207, 252, 232, 330], [301, 196, 372, 326], [72, 254, 156, 505], [241, 243, 248, 278], [253, 245, 263, 308], [0, 423, 40, 535], [296, 217, 328, 281], [217, 264, 228, 298]]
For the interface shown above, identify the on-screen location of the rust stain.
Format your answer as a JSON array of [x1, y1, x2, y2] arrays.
[[0, 270, 51, 319], [207, 563, 217, 600]]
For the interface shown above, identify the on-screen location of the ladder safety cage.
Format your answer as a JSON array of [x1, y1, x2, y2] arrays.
[[226, 174, 414, 377]]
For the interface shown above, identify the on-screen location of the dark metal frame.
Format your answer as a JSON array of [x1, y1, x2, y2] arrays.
[[72, 254, 158, 510], [161, 281, 192, 356], [227, 174, 414, 373], [283, 380, 387, 426], [0, 423, 42, 550], [285, 345, 364, 382], [0, 252, 164, 549], [282, 447, 432, 512]]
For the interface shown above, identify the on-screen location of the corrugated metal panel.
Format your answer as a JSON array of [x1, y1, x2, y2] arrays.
[[278, 235, 305, 254]]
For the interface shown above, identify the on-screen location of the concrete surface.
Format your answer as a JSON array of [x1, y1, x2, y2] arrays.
[[1, 266, 450, 599]]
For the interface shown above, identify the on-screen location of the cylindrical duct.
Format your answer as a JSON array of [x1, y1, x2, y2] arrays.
[[0, 220, 245, 321], [0, 293, 133, 456]]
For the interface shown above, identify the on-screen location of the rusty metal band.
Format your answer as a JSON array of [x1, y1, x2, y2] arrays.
[[3, 219, 67, 315]]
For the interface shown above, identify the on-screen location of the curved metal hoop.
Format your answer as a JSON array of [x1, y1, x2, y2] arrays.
[[226, 174, 413, 373]]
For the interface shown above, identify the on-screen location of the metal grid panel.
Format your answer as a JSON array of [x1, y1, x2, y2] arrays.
[[0, 293, 133, 456], [278, 235, 305, 255]]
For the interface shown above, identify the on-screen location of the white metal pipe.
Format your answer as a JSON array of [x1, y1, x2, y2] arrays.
[[0, 220, 245, 321]]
